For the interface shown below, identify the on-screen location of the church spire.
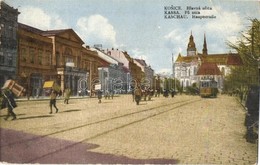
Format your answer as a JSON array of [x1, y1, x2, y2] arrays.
[[202, 33, 208, 55], [187, 31, 196, 56]]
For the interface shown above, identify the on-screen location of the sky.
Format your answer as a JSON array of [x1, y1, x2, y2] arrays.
[[4, 0, 260, 74]]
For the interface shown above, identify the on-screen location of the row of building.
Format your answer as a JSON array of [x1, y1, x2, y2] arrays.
[[1, 1, 243, 97], [0, 1, 155, 97]]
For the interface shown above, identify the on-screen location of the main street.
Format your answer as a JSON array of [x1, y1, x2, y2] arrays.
[[0, 94, 257, 164]]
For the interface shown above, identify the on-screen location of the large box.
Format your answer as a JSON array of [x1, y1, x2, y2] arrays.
[[2, 80, 26, 97]]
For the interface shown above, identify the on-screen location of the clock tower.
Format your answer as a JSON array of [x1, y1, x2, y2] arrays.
[[187, 31, 197, 56]]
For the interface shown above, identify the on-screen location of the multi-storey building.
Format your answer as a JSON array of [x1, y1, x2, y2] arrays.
[[0, 1, 19, 87], [90, 47, 128, 93], [17, 23, 107, 97], [134, 58, 154, 89], [106, 48, 144, 88], [173, 32, 242, 90]]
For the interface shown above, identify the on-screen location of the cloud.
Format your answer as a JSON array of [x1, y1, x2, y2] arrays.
[[164, 6, 243, 56], [164, 29, 188, 56], [204, 6, 242, 37], [76, 14, 118, 48], [157, 68, 172, 75], [18, 6, 68, 30], [130, 48, 149, 63]]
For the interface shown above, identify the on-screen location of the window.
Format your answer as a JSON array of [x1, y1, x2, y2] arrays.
[[38, 49, 43, 65], [64, 47, 72, 56], [0, 51, 4, 64], [85, 61, 90, 71], [29, 47, 35, 64], [221, 67, 225, 76], [45, 51, 51, 65], [65, 56, 74, 67], [12, 27, 16, 40], [21, 48, 27, 62], [193, 67, 197, 75], [7, 53, 13, 66], [56, 52, 60, 67]]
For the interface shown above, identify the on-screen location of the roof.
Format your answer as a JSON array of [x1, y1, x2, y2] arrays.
[[197, 62, 222, 75], [18, 23, 43, 34], [18, 23, 85, 44], [176, 52, 242, 66], [90, 48, 119, 65], [227, 54, 243, 65], [41, 29, 71, 36], [201, 54, 228, 64], [175, 53, 199, 63], [134, 59, 147, 67]]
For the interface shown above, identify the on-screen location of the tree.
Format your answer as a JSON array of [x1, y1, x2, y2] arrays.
[[225, 19, 260, 93]]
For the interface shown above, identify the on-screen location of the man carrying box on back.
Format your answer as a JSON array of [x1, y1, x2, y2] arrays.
[[1, 88, 17, 121]]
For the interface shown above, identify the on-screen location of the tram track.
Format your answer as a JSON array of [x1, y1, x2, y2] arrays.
[[1, 97, 202, 163], [2, 98, 202, 148], [23, 98, 194, 132]]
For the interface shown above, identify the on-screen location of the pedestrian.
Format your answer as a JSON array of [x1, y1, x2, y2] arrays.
[[105, 90, 109, 99], [64, 88, 71, 104], [49, 89, 59, 114], [148, 88, 153, 101], [1, 88, 17, 121], [131, 88, 135, 102], [134, 86, 142, 105], [97, 90, 102, 103], [171, 89, 175, 98], [110, 90, 114, 99], [245, 85, 259, 143]]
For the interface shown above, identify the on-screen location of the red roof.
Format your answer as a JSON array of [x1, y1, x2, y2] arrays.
[[227, 55, 243, 65], [197, 62, 222, 75]]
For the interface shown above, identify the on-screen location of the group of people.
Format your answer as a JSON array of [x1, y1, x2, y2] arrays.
[[0, 87, 72, 120], [1, 85, 174, 120], [49, 88, 71, 114], [162, 89, 176, 98], [131, 87, 176, 105], [132, 86, 155, 105]]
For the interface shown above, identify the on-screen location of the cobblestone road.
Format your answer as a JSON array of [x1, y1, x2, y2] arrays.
[[0, 94, 258, 164]]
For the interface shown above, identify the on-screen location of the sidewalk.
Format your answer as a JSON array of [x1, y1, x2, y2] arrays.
[[15, 94, 121, 102]]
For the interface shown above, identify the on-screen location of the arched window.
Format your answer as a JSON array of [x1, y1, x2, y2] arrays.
[[64, 47, 72, 56], [221, 67, 225, 76], [194, 67, 197, 75], [186, 80, 189, 87]]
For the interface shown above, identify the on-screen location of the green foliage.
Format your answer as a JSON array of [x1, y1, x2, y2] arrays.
[[162, 78, 180, 91], [185, 86, 199, 95], [225, 18, 260, 92]]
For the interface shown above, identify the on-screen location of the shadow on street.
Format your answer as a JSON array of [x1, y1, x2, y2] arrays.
[[0, 128, 179, 164]]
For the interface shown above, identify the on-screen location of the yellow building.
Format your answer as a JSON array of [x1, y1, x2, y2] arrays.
[[17, 23, 108, 97]]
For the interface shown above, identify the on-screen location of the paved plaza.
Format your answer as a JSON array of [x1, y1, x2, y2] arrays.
[[0, 94, 258, 164]]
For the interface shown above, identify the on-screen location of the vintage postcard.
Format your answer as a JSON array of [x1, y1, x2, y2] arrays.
[[0, 0, 259, 164]]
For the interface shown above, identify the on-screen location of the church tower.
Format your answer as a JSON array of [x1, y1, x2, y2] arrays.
[[187, 31, 197, 56], [202, 33, 208, 55]]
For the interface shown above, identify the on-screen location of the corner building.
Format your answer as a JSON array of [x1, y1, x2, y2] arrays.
[[17, 23, 105, 97], [0, 1, 19, 87]]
